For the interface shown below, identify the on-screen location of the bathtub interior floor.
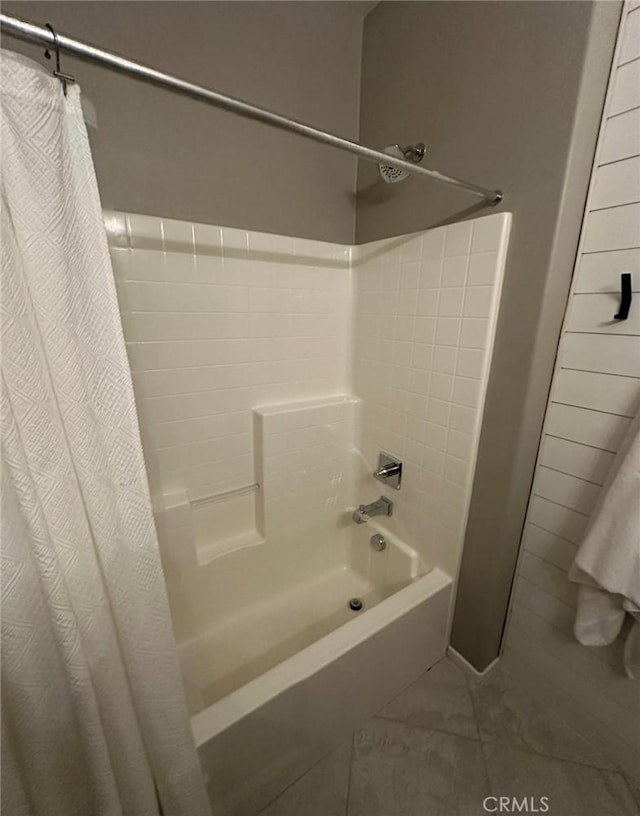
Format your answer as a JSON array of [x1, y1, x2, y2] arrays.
[[179, 560, 427, 713]]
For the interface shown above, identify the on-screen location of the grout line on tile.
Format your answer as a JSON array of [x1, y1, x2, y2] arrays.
[[476, 727, 495, 798], [480, 735, 630, 776], [621, 774, 640, 811], [254, 743, 348, 816], [344, 731, 355, 816], [372, 713, 482, 744]]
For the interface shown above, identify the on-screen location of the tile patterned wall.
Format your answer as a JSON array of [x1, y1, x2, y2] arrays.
[[352, 214, 511, 576], [256, 396, 358, 544], [106, 211, 510, 584], [505, 0, 640, 784], [106, 212, 351, 507]]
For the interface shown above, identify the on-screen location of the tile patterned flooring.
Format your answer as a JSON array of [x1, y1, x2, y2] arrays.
[[258, 658, 640, 816]]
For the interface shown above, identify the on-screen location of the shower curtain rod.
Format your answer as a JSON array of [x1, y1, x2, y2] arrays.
[[1, 13, 503, 205]]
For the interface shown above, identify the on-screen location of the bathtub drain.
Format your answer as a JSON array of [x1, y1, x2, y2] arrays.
[[348, 598, 364, 612]]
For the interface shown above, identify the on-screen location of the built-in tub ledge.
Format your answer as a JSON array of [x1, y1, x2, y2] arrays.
[[154, 484, 265, 567], [192, 482, 265, 564], [191, 482, 260, 507], [191, 566, 450, 745]]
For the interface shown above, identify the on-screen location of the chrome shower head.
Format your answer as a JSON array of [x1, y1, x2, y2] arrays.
[[378, 142, 426, 184]]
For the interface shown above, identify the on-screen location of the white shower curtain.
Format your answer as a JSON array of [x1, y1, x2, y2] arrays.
[[1, 52, 211, 816]]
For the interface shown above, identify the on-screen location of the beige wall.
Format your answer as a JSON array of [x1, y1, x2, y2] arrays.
[[3, 1, 367, 243], [356, 0, 622, 669]]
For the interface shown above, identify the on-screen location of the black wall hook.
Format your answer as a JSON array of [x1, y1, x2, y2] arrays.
[[43, 23, 75, 96], [613, 272, 632, 321]]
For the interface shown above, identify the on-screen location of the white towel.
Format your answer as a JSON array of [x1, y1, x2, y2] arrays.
[[569, 409, 640, 679]]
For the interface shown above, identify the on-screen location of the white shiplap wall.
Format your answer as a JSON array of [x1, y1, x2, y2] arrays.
[[505, 0, 640, 783]]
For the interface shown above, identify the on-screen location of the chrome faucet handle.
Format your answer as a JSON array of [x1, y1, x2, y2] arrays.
[[373, 452, 402, 490], [375, 463, 401, 479]]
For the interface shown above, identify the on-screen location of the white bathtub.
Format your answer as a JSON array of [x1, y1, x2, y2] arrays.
[[175, 521, 452, 816]]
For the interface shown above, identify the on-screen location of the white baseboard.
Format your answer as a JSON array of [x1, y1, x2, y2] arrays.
[[447, 646, 500, 678]]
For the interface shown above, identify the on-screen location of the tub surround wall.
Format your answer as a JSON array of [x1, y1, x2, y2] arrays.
[[108, 213, 352, 644], [107, 210, 510, 589], [256, 397, 358, 547], [106, 211, 509, 634], [353, 214, 511, 579], [108, 210, 351, 507]]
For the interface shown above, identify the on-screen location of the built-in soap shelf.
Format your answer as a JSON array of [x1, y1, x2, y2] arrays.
[[192, 482, 265, 565], [155, 394, 360, 566], [191, 482, 260, 507], [155, 482, 265, 567]]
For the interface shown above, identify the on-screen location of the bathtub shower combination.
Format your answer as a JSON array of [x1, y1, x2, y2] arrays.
[[0, 12, 510, 813], [108, 210, 511, 815]]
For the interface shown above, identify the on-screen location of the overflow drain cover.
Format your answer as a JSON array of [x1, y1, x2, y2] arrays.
[[348, 598, 364, 612]]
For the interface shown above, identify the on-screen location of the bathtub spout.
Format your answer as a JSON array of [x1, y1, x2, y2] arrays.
[[352, 505, 369, 524], [351, 496, 393, 524]]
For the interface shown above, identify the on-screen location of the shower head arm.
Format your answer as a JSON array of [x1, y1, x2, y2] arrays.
[[401, 143, 426, 163]]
